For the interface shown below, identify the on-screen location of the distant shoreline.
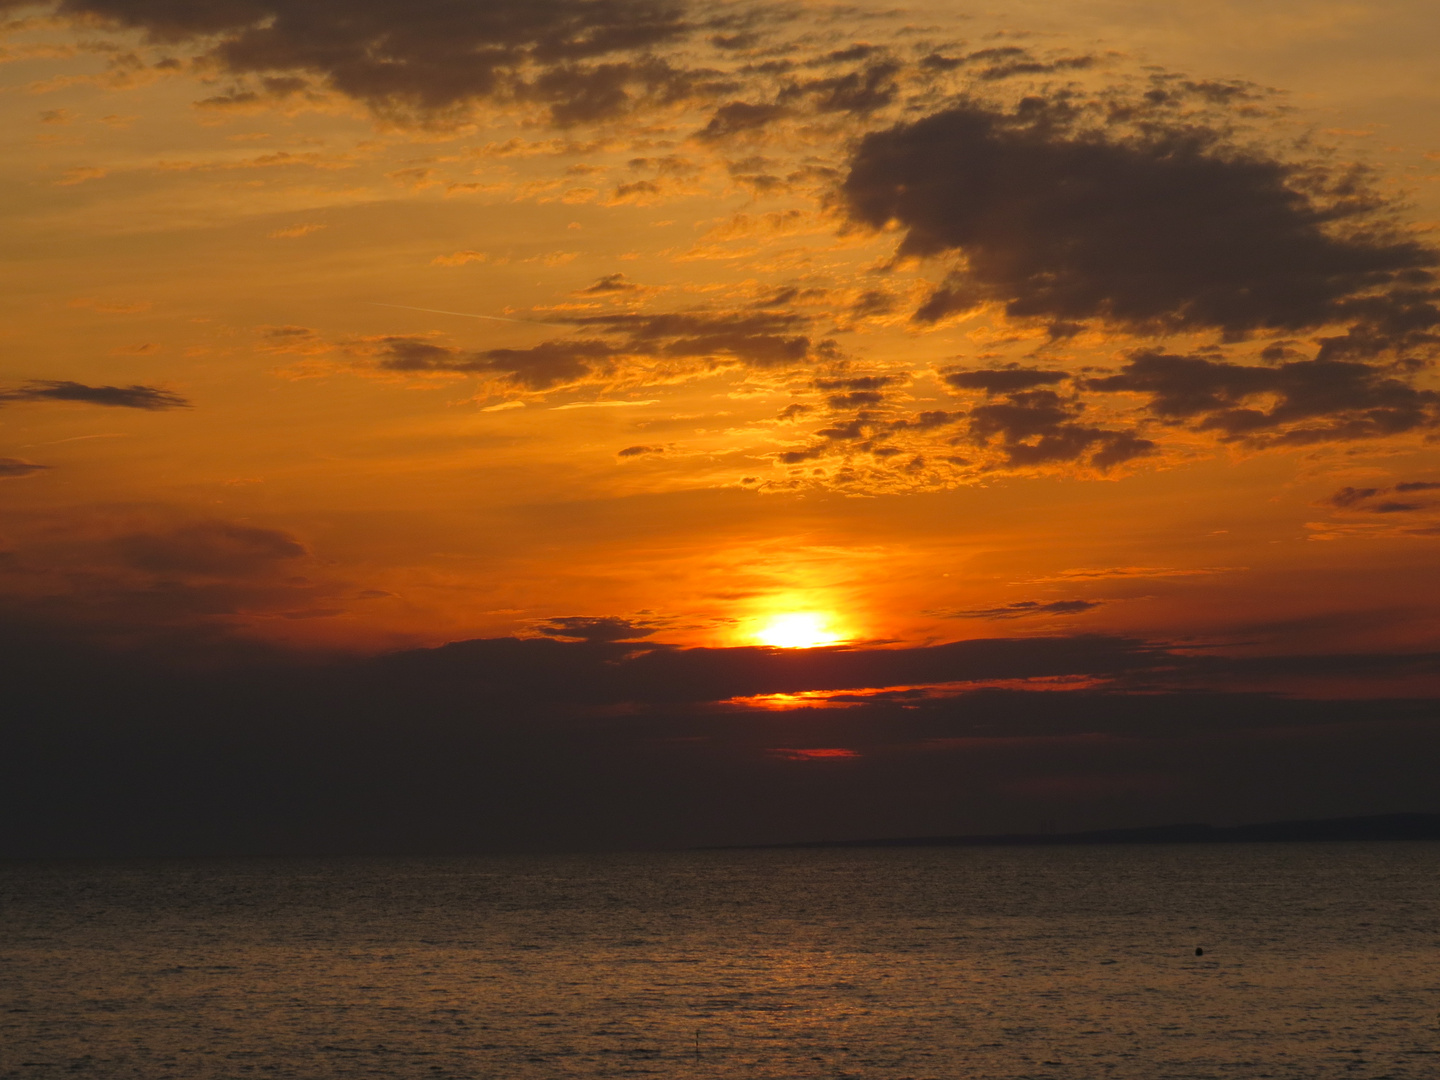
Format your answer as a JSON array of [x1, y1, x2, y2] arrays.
[[710, 812, 1440, 850]]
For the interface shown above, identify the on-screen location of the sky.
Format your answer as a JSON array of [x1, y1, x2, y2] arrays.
[[3, 0, 1440, 855]]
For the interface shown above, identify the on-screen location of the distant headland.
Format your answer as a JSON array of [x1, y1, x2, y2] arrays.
[[724, 812, 1440, 850]]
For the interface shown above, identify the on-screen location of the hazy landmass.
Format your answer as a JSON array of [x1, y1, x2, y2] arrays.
[[736, 813, 1440, 850]]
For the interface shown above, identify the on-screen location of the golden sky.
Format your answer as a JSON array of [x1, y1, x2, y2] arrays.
[[3, 0, 1440, 671], [6, 1, 1440, 853]]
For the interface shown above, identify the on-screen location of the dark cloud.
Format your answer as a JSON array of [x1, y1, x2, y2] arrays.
[[780, 59, 900, 116], [840, 98, 1440, 347], [533, 615, 659, 642], [3, 629, 1440, 854], [920, 45, 1097, 83], [975, 54, 1094, 83], [946, 600, 1102, 620], [964, 389, 1155, 470], [617, 443, 663, 457], [42, 0, 708, 124], [0, 515, 338, 650], [776, 446, 825, 464], [814, 375, 894, 391], [1324, 481, 1439, 514], [1085, 352, 1440, 445], [0, 380, 190, 410], [709, 30, 761, 50], [113, 522, 307, 576], [578, 272, 643, 294], [363, 308, 837, 390], [695, 100, 787, 140], [847, 289, 896, 318], [356, 307, 840, 393], [815, 377, 895, 410], [0, 459, 50, 479], [370, 335, 618, 390], [887, 409, 959, 431], [561, 310, 839, 367], [815, 417, 869, 441], [1329, 486, 1382, 508]]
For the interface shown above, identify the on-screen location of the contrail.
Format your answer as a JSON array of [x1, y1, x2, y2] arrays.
[[370, 302, 565, 327]]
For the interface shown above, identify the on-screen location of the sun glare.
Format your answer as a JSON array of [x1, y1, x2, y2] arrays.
[[754, 612, 843, 649]]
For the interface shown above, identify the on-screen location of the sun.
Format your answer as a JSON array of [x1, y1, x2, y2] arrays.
[[754, 612, 843, 649]]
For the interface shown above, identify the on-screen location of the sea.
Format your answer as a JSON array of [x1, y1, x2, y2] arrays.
[[2, 844, 1437, 1079]]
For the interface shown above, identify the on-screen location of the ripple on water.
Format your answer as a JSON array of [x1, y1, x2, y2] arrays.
[[1, 844, 1438, 1079]]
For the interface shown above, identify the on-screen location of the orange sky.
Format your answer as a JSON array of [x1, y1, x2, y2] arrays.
[[4, 0, 1440, 681]]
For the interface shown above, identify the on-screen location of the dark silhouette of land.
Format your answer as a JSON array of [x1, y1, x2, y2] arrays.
[[731, 812, 1440, 850]]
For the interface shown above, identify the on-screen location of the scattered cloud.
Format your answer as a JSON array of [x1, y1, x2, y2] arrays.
[[532, 615, 659, 642], [113, 521, 307, 577], [941, 600, 1103, 620], [269, 223, 325, 239], [0, 381, 190, 410], [54, 165, 106, 185], [0, 459, 50, 479], [68, 297, 151, 314], [39, 0, 711, 126], [1086, 352, 1440, 446], [841, 95, 1439, 351], [578, 273, 644, 294], [1024, 566, 1241, 582], [431, 249, 488, 267]]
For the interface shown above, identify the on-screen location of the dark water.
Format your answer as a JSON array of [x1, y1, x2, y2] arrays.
[[2, 844, 1438, 1079]]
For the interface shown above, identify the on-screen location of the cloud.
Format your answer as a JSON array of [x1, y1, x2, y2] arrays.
[[68, 297, 152, 314], [0, 459, 50, 479], [578, 272, 643, 294], [44, 0, 707, 125], [964, 389, 1155, 470], [945, 368, 1067, 395], [695, 100, 787, 141], [840, 95, 1440, 349], [0, 513, 342, 650], [768, 747, 859, 761], [112, 522, 307, 576], [532, 615, 659, 642], [4, 628, 1440, 853], [1329, 486, 1382, 508], [54, 166, 106, 186], [782, 58, 901, 116], [366, 335, 618, 391], [561, 310, 838, 367], [1026, 566, 1239, 582], [814, 374, 896, 410], [1085, 352, 1440, 445], [0, 381, 190, 410], [617, 444, 663, 457], [942, 600, 1102, 620], [431, 250, 489, 267], [1324, 481, 1440, 514], [350, 307, 837, 392], [269, 223, 325, 239]]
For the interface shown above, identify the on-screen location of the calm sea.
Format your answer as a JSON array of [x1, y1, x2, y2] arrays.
[[2, 844, 1437, 1079]]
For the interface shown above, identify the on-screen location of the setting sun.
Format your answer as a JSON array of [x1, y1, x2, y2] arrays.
[[754, 612, 844, 649]]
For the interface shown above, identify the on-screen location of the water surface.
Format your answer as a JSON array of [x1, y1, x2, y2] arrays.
[[2, 844, 1438, 1078]]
